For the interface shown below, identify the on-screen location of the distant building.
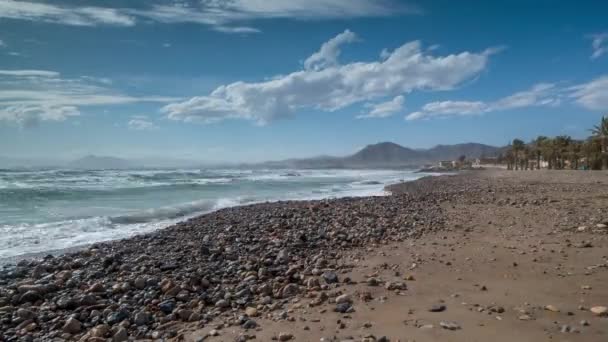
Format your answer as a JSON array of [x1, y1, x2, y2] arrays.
[[438, 160, 454, 168]]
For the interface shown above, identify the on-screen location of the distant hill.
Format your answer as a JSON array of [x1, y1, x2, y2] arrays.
[[253, 142, 502, 169], [68, 155, 134, 170]]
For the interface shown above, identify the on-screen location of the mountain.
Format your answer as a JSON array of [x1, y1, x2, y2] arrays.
[[68, 155, 134, 170], [254, 142, 502, 169]]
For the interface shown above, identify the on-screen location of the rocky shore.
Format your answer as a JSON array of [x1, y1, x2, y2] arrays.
[[1, 170, 607, 341]]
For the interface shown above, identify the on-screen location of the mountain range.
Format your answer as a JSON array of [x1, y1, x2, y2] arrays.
[[1, 142, 503, 170], [252, 142, 503, 169]]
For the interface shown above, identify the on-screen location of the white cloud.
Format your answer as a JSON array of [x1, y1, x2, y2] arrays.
[[304, 29, 357, 70], [0, 69, 58, 77], [162, 32, 498, 124], [0, 0, 415, 32], [357, 95, 404, 119], [405, 83, 561, 121], [570, 75, 608, 111], [128, 116, 159, 130], [0, 0, 135, 26], [0, 70, 177, 126], [212, 26, 260, 34], [0, 39, 5, 47], [0, 105, 79, 127], [589, 33, 608, 60]]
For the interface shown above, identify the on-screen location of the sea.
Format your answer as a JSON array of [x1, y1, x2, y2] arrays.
[[0, 168, 426, 259]]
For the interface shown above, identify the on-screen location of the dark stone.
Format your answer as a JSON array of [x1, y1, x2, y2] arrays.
[[158, 300, 176, 314], [322, 271, 339, 284]]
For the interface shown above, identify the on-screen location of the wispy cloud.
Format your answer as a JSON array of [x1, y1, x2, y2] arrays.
[[570, 75, 608, 110], [589, 32, 608, 60], [0, 70, 177, 126], [128, 115, 159, 131], [0, 39, 5, 47], [0, 0, 417, 33], [357, 95, 405, 119], [406, 83, 562, 121], [0, 0, 135, 26], [162, 30, 499, 124]]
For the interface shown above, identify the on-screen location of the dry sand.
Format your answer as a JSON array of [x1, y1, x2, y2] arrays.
[[180, 170, 608, 342]]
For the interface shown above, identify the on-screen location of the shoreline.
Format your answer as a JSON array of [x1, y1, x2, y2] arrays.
[[2, 169, 607, 341], [0, 171, 428, 266]]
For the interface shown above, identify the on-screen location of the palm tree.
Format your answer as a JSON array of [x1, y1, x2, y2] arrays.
[[590, 115, 608, 169], [512, 139, 525, 170], [533, 136, 548, 169]]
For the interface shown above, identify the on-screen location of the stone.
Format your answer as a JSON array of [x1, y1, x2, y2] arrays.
[[278, 332, 293, 341], [242, 319, 257, 329], [335, 294, 352, 304], [62, 317, 82, 334], [281, 283, 299, 298], [580, 320, 589, 326], [544, 305, 559, 312], [439, 321, 461, 330], [590, 306, 607, 316], [335, 302, 352, 313], [322, 271, 339, 284], [134, 311, 150, 326], [245, 307, 259, 317], [429, 304, 446, 312], [90, 324, 110, 337], [134, 277, 146, 289], [215, 299, 230, 308], [159, 300, 176, 314], [16, 308, 36, 320], [385, 281, 407, 291], [113, 327, 128, 342], [519, 314, 532, 321], [87, 282, 105, 293], [19, 291, 42, 303], [106, 310, 130, 325]]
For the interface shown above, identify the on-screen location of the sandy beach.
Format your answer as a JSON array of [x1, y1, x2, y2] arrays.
[[1, 169, 607, 341]]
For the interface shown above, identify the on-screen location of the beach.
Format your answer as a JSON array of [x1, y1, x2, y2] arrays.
[[1, 169, 607, 341]]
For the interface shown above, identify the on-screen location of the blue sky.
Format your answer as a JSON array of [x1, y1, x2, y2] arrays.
[[0, 0, 607, 163]]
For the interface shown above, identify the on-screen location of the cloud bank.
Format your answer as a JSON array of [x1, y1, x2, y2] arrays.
[[162, 30, 498, 124], [0, 71, 176, 126], [0, 0, 416, 33]]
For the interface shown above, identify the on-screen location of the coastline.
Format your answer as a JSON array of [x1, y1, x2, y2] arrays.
[[2, 169, 607, 341]]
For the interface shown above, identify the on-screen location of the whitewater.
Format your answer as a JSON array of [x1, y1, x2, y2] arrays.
[[0, 168, 427, 259]]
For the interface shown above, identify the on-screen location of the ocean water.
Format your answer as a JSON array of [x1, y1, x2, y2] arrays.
[[0, 168, 425, 258]]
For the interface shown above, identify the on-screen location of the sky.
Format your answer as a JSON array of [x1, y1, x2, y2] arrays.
[[0, 0, 607, 163]]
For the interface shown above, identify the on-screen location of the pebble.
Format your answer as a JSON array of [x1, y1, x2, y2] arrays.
[[62, 317, 81, 334], [439, 321, 461, 330], [278, 332, 294, 341], [590, 306, 607, 316]]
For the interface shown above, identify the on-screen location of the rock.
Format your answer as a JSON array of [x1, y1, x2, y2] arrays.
[[560, 324, 571, 333], [134, 311, 150, 326], [335, 302, 352, 313], [385, 281, 407, 291], [429, 304, 446, 312], [281, 283, 299, 298], [596, 223, 607, 229], [367, 278, 379, 286], [335, 294, 352, 304], [134, 277, 146, 289], [580, 320, 589, 326], [159, 300, 176, 314], [113, 327, 128, 341], [245, 307, 259, 317], [544, 305, 559, 312], [19, 291, 41, 303], [439, 321, 461, 330], [16, 308, 36, 320], [322, 271, 339, 284], [278, 332, 293, 341], [106, 310, 130, 325], [215, 299, 230, 308], [242, 319, 257, 329], [590, 306, 607, 316], [90, 324, 110, 337], [87, 282, 105, 293], [62, 317, 82, 334]]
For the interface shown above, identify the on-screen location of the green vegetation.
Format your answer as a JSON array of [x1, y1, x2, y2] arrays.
[[504, 115, 608, 170]]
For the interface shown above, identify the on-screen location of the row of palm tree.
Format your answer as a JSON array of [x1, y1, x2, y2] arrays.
[[502, 115, 608, 170]]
